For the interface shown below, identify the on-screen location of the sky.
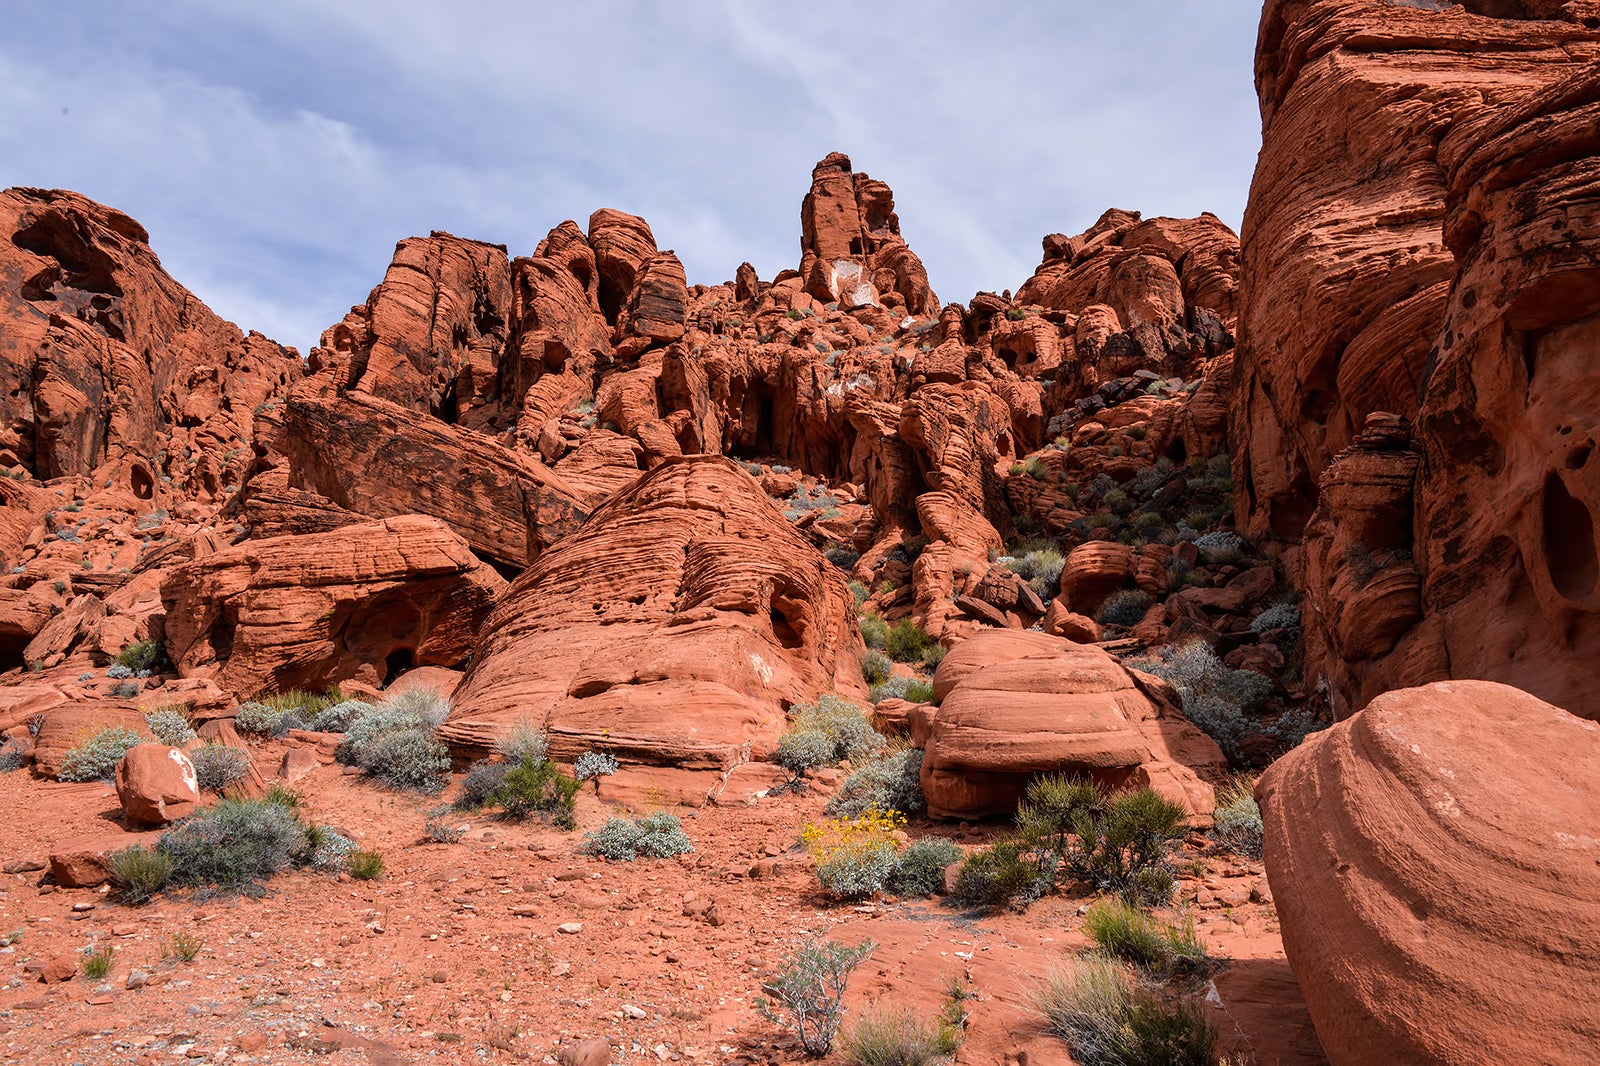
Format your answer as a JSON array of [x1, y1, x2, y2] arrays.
[[0, 2, 1265, 355]]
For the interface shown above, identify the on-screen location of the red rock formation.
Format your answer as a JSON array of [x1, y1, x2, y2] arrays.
[[799, 153, 938, 316], [440, 456, 867, 801], [1258, 680, 1600, 1064], [1236, 2, 1600, 716], [115, 743, 200, 824], [919, 630, 1224, 821], [0, 188, 301, 498], [161, 515, 504, 697]]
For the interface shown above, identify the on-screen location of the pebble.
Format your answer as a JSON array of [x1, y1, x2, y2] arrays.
[[621, 1004, 647, 1020], [126, 970, 149, 990]]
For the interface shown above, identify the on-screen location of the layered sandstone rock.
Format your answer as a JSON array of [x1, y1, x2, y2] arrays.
[[1258, 680, 1600, 1064], [799, 152, 938, 316], [1235, 1, 1600, 716], [0, 188, 300, 498], [440, 456, 867, 801], [918, 630, 1223, 821], [161, 515, 505, 697]]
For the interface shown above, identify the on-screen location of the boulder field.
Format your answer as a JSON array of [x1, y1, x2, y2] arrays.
[[0, 2, 1597, 1057]]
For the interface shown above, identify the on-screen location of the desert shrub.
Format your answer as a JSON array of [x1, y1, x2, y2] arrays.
[[106, 845, 173, 905], [776, 729, 836, 778], [81, 944, 114, 979], [107, 663, 135, 680], [114, 639, 165, 677], [111, 681, 141, 699], [582, 812, 694, 861], [1267, 706, 1327, 750], [143, 707, 195, 746], [868, 675, 935, 705], [950, 839, 1044, 912], [756, 937, 875, 1057], [1004, 548, 1065, 598], [493, 719, 550, 765], [1194, 531, 1244, 566], [164, 931, 203, 962], [884, 619, 934, 663], [827, 749, 925, 818], [0, 740, 26, 773], [803, 809, 903, 900], [1082, 898, 1207, 976], [1097, 589, 1151, 628], [849, 580, 870, 609], [301, 824, 358, 872], [354, 728, 451, 793], [189, 744, 252, 794], [826, 545, 861, 571], [423, 807, 465, 843], [347, 850, 385, 880], [920, 643, 946, 670], [157, 797, 311, 894], [233, 701, 283, 736], [1127, 641, 1273, 764], [860, 650, 893, 686], [1249, 602, 1300, 643], [307, 699, 370, 733], [1034, 956, 1215, 1066], [262, 782, 302, 809], [859, 612, 889, 649], [384, 687, 451, 731], [574, 750, 619, 791], [786, 695, 882, 766], [495, 757, 580, 827], [1211, 778, 1263, 858], [1017, 773, 1103, 865], [58, 726, 142, 782], [1067, 789, 1189, 906], [887, 837, 962, 897], [844, 1002, 960, 1066], [454, 760, 509, 810]]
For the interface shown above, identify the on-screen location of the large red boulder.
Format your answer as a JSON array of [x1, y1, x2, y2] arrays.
[[1258, 680, 1600, 1064], [115, 743, 200, 825]]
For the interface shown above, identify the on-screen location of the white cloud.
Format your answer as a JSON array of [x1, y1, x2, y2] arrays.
[[0, 2, 1261, 351]]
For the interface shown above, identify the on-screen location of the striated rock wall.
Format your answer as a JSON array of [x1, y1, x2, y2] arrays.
[[1235, 0, 1600, 716]]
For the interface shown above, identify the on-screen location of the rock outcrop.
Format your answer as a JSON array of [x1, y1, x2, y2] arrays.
[[799, 152, 938, 316], [440, 456, 866, 800], [1258, 680, 1600, 1064], [161, 515, 505, 697], [917, 630, 1224, 821], [1235, 1, 1600, 716], [115, 743, 201, 825]]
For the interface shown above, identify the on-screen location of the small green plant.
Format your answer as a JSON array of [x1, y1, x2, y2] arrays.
[[164, 931, 204, 962], [951, 838, 1044, 912], [106, 845, 173, 905], [143, 706, 196, 746], [1082, 898, 1207, 976], [58, 726, 142, 783], [574, 750, 619, 794], [803, 809, 903, 900], [884, 619, 934, 663], [887, 837, 963, 897], [496, 756, 581, 827], [262, 782, 302, 809], [1097, 589, 1151, 627], [114, 639, 166, 678], [1033, 956, 1215, 1066], [423, 807, 465, 843], [844, 1002, 960, 1065], [1069, 789, 1190, 906], [849, 580, 870, 609], [827, 748, 925, 818], [81, 944, 114, 980], [1211, 778, 1263, 858], [1005, 307, 1027, 321], [860, 650, 893, 686], [582, 812, 694, 861], [347, 850, 385, 880], [756, 938, 875, 1057], [859, 612, 889, 649], [189, 744, 252, 794], [157, 797, 314, 895]]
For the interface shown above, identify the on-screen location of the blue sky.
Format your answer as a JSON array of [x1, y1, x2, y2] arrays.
[[1, 2, 1264, 354]]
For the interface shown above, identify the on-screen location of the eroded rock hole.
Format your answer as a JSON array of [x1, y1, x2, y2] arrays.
[[1542, 473, 1599, 601]]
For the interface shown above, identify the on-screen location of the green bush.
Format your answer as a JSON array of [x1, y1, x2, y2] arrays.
[[454, 760, 509, 810], [845, 1003, 960, 1066], [347, 850, 385, 880], [189, 744, 252, 794], [860, 650, 893, 686], [849, 580, 870, 609], [115, 639, 166, 677], [356, 728, 451, 792], [58, 726, 142, 783], [1097, 589, 1151, 627], [868, 675, 935, 705], [884, 619, 934, 663], [1067, 789, 1189, 906], [1211, 778, 1263, 858], [495, 756, 580, 827], [756, 938, 875, 1057], [921, 643, 946, 670], [143, 707, 195, 746], [494, 719, 549, 765], [81, 944, 114, 979], [1003, 548, 1065, 598], [887, 837, 962, 897], [106, 845, 173, 905], [786, 695, 882, 766], [307, 699, 371, 733], [951, 839, 1044, 912], [827, 749, 925, 818], [859, 612, 889, 649], [582, 812, 694, 861], [1034, 956, 1215, 1066], [1082, 898, 1207, 976], [816, 837, 899, 900], [157, 797, 312, 894], [776, 729, 836, 778]]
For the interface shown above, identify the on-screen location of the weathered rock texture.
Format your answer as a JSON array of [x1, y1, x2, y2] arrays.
[[162, 515, 504, 697], [1235, 1, 1600, 716], [440, 457, 866, 799], [800, 152, 939, 316], [0, 188, 300, 498], [918, 630, 1224, 820], [115, 743, 201, 824], [1258, 679, 1600, 1064]]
